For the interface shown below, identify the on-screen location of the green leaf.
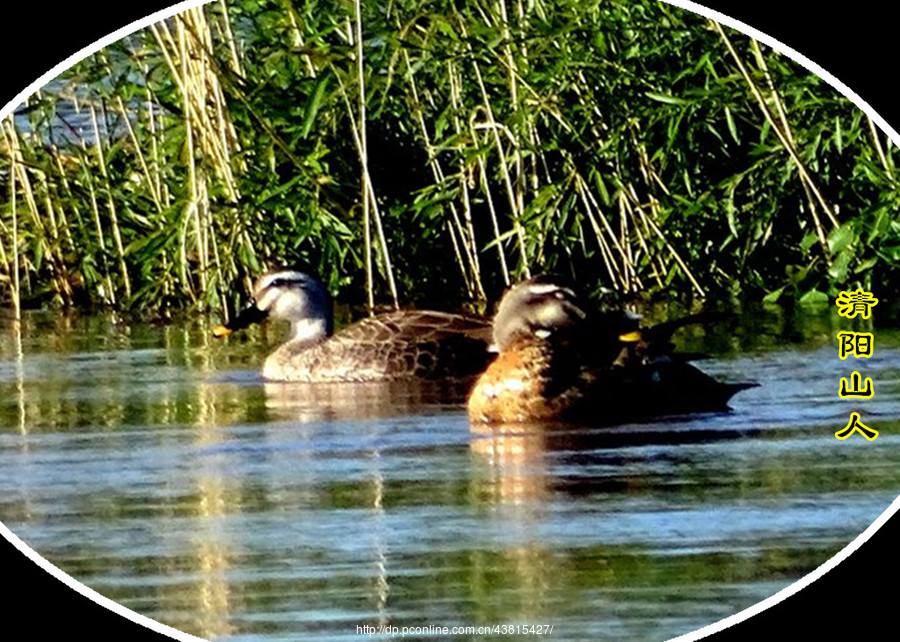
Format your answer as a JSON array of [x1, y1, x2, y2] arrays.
[[799, 233, 819, 254], [866, 208, 889, 245], [799, 289, 829, 305], [827, 249, 852, 281], [834, 116, 842, 154], [644, 92, 690, 105], [762, 286, 784, 304], [853, 256, 878, 273], [300, 75, 330, 139], [826, 224, 855, 255], [725, 106, 739, 144]]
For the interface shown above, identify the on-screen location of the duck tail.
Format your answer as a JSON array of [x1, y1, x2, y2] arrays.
[[721, 381, 759, 404], [727, 381, 760, 394]]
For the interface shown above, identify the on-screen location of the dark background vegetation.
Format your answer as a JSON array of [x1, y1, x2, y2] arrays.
[[2, 0, 899, 321]]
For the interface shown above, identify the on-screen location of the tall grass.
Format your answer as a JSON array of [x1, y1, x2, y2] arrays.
[[2, 0, 899, 317]]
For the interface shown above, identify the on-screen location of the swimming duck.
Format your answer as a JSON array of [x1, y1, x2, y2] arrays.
[[213, 270, 494, 382], [467, 277, 756, 424]]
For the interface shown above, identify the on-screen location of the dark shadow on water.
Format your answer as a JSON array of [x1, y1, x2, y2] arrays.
[[470, 411, 760, 451]]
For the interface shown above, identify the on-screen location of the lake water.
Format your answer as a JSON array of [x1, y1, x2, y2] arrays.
[[1, 304, 898, 641]]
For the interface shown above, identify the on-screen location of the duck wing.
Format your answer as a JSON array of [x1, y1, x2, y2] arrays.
[[274, 311, 493, 382]]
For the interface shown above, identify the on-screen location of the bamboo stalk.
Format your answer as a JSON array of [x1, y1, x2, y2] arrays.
[[0, 217, 15, 313], [748, 38, 831, 245], [353, 10, 374, 313], [217, 0, 245, 77], [446, 60, 486, 299], [406, 65, 477, 298], [619, 191, 632, 291], [396, 33, 487, 297], [6, 124, 21, 319], [622, 194, 664, 289], [148, 6, 248, 308], [46, 148, 78, 256], [471, 66, 530, 277], [178, 19, 199, 303], [867, 116, 895, 179], [626, 183, 705, 297], [89, 104, 132, 300], [573, 173, 625, 289], [74, 132, 115, 304], [476, 149, 511, 286], [495, 0, 526, 237], [116, 95, 163, 211], [714, 22, 838, 249], [2, 120, 60, 301], [145, 84, 165, 210], [578, 174, 642, 289], [153, 13, 240, 199], [337, 5, 399, 310], [35, 169, 76, 305]]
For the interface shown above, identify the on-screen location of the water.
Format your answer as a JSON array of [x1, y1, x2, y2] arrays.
[[1, 306, 899, 641]]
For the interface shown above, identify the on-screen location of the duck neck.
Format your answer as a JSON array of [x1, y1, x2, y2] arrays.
[[290, 317, 331, 347]]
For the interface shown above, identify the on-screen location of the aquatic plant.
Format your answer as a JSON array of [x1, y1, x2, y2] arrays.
[[1, 0, 898, 318]]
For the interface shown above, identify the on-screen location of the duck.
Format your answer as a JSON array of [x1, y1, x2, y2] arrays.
[[467, 276, 757, 425], [213, 269, 494, 382]]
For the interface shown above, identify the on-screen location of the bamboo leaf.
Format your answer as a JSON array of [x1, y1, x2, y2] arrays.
[[644, 91, 691, 105], [300, 75, 330, 139]]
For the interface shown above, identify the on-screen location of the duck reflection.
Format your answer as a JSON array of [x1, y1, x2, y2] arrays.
[[470, 417, 758, 505], [262, 379, 476, 423], [471, 425, 553, 505]]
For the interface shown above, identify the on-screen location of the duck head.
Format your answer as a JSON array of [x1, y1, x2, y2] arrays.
[[490, 276, 647, 362], [490, 276, 590, 351], [213, 270, 334, 343]]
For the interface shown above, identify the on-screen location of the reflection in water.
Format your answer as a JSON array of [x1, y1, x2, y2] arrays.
[[470, 418, 762, 506], [11, 320, 25, 437], [1, 307, 900, 641], [471, 427, 553, 505], [262, 379, 475, 424], [189, 385, 238, 640]]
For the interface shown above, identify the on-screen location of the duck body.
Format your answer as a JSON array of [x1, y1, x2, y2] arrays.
[[467, 277, 756, 425], [214, 270, 493, 383], [262, 309, 494, 382], [467, 332, 595, 423]]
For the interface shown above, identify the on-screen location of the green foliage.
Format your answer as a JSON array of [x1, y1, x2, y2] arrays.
[[2, 0, 899, 317]]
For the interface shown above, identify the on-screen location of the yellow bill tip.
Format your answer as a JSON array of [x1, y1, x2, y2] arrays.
[[618, 330, 642, 343], [212, 324, 232, 338]]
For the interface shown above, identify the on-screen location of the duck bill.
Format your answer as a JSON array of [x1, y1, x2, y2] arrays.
[[212, 302, 269, 338]]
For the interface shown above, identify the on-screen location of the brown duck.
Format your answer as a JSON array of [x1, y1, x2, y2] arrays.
[[467, 277, 757, 424]]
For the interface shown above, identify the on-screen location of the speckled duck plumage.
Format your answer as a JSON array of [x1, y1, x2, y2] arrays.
[[214, 270, 494, 383]]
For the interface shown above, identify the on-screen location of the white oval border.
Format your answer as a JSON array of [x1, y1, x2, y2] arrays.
[[1, 1, 898, 641]]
